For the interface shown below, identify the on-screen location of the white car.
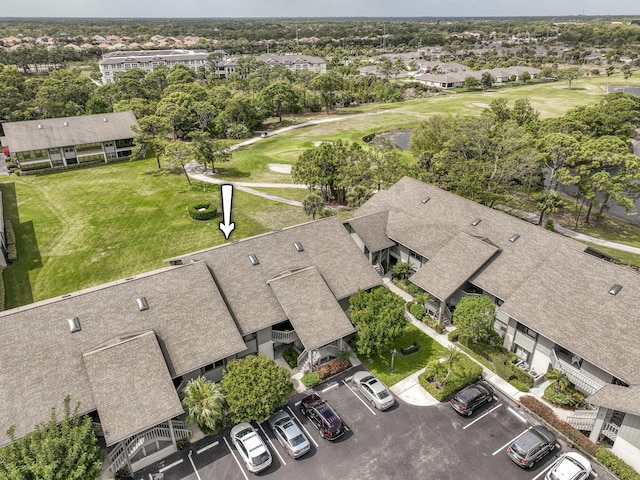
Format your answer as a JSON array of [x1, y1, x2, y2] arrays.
[[545, 452, 592, 480], [352, 370, 395, 410], [230, 423, 272, 474]]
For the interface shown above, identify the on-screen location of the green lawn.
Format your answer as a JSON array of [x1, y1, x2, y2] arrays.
[[357, 323, 447, 386], [0, 158, 309, 308]]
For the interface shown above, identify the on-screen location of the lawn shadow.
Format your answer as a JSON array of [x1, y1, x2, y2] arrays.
[[0, 182, 39, 307], [212, 166, 252, 179]]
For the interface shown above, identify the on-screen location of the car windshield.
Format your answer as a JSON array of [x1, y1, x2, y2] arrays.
[[251, 451, 270, 465], [290, 434, 306, 446], [376, 389, 390, 400]]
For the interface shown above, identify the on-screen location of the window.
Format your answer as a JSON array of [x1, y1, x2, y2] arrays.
[[517, 323, 537, 339]]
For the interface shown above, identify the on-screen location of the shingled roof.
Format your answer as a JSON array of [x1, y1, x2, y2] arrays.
[[347, 211, 396, 253], [1, 111, 138, 153], [587, 385, 640, 416], [176, 216, 382, 335], [0, 261, 245, 446]]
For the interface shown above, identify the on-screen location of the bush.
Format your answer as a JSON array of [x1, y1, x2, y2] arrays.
[[317, 358, 350, 379], [4, 220, 17, 264], [301, 372, 320, 388], [544, 382, 586, 408], [596, 447, 640, 480], [6, 244, 17, 264], [409, 302, 426, 320], [188, 203, 217, 220], [509, 378, 530, 392], [282, 348, 299, 369], [519, 396, 597, 456], [176, 437, 191, 450], [448, 330, 460, 342], [419, 355, 482, 401]]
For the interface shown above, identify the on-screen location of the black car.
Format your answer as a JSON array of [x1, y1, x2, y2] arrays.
[[507, 425, 557, 468], [449, 381, 494, 416], [300, 394, 347, 440]]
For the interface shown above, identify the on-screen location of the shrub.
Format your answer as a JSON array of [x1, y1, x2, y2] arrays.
[[6, 244, 17, 264], [301, 372, 320, 388], [509, 378, 530, 392], [596, 447, 640, 480], [282, 348, 298, 369], [176, 437, 191, 450], [4, 220, 17, 264], [327, 358, 350, 376], [400, 342, 419, 355], [419, 355, 482, 401], [407, 282, 422, 297], [317, 365, 331, 379], [448, 330, 460, 342], [188, 203, 217, 220], [409, 302, 426, 320], [519, 396, 597, 456], [545, 219, 555, 231]]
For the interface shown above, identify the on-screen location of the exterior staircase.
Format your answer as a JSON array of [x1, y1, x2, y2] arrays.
[[108, 420, 190, 474]]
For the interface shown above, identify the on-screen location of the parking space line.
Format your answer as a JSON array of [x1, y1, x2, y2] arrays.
[[322, 382, 339, 393], [257, 421, 286, 466], [342, 379, 377, 416], [507, 406, 528, 423], [158, 459, 183, 473], [492, 427, 532, 456], [462, 403, 502, 430], [196, 440, 219, 454], [187, 450, 202, 480], [287, 405, 319, 448], [224, 436, 249, 480]]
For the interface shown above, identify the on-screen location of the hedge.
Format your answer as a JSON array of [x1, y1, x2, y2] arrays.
[[408, 302, 426, 320], [301, 372, 320, 388], [596, 447, 640, 480], [188, 203, 218, 220], [0, 268, 5, 311], [4, 220, 17, 264], [282, 348, 298, 369]]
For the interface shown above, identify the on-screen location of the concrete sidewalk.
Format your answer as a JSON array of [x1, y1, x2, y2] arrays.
[[383, 276, 571, 420]]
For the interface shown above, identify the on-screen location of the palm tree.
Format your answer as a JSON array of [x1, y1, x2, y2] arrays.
[[441, 346, 462, 385], [181, 376, 225, 433], [424, 359, 447, 389], [392, 261, 416, 281], [545, 369, 570, 391], [536, 190, 563, 226], [303, 192, 325, 219]]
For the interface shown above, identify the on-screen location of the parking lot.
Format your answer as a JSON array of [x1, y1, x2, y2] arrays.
[[136, 367, 613, 480]]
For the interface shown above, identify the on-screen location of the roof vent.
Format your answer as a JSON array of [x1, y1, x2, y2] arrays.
[[509, 234, 520, 243], [471, 218, 481, 226], [37, 124, 43, 129], [67, 317, 81, 333], [421, 196, 430, 204], [293, 241, 304, 252], [63, 121, 69, 127], [608, 283, 622, 295], [136, 297, 149, 311], [248, 254, 260, 265]]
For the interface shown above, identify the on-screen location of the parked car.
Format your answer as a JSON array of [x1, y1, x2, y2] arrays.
[[449, 381, 494, 416], [352, 371, 395, 410], [267, 410, 311, 458], [300, 393, 347, 440], [507, 425, 557, 468], [545, 452, 592, 480], [230, 423, 272, 474]]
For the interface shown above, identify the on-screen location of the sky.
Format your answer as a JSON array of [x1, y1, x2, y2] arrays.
[[2, 0, 639, 18]]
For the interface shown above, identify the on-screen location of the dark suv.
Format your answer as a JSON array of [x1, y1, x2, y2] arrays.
[[450, 381, 494, 416], [300, 394, 347, 440], [507, 425, 557, 468]]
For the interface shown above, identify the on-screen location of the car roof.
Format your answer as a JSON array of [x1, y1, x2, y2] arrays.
[[513, 427, 553, 451], [456, 385, 483, 402], [551, 452, 590, 479], [530, 425, 556, 444], [364, 376, 387, 394]]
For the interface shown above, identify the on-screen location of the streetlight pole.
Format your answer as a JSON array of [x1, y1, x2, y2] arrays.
[[388, 348, 397, 372]]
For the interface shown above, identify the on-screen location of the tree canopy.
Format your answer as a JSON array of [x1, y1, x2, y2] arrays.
[[452, 295, 496, 344], [348, 286, 407, 358], [0, 397, 103, 480], [221, 354, 292, 423]]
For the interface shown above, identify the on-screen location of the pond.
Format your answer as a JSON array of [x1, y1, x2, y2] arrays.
[[372, 129, 413, 150]]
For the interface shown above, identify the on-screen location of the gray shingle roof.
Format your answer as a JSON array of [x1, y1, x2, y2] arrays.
[[410, 232, 499, 301], [587, 385, 640, 416], [83, 331, 184, 446], [346, 211, 396, 253], [0, 261, 245, 446], [1, 111, 138, 153], [177, 217, 382, 335], [500, 249, 640, 385], [268, 267, 356, 352]]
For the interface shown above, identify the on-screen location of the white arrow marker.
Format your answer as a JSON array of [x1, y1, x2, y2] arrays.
[[219, 184, 235, 239]]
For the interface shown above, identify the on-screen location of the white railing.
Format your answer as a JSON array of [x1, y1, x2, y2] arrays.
[[272, 329, 298, 344], [601, 421, 620, 441], [109, 420, 190, 474], [297, 349, 309, 370], [566, 410, 598, 431], [296, 345, 341, 371], [551, 350, 605, 396]]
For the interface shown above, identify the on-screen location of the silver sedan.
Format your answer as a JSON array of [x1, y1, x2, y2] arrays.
[[352, 370, 395, 410], [267, 410, 311, 458]]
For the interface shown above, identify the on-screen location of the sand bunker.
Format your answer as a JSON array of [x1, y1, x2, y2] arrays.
[[267, 163, 292, 174]]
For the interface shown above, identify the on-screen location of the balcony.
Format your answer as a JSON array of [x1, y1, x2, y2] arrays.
[[272, 329, 298, 344]]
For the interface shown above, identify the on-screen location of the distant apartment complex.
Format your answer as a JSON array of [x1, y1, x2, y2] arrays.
[[215, 54, 327, 78], [0, 111, 138, 172], [98, 49, 210, 84]]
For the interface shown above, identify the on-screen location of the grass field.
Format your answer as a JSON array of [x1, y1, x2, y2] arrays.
[[216, 74, 640, 182], [0, 158, 310, 308], [3, 73, 640, 308]]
